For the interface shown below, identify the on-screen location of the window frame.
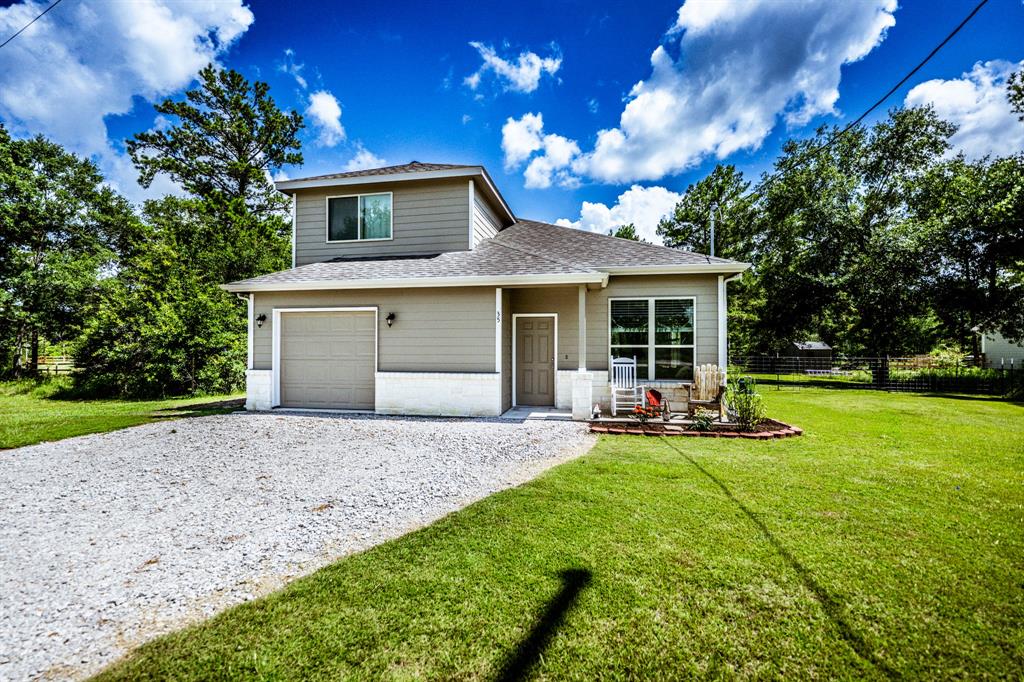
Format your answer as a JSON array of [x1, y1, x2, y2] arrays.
[[324, 191, 394, 243], [607, 296, 697, 383]]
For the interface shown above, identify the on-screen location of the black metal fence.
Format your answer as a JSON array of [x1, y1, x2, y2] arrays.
[[730, 355, 1021, 396]]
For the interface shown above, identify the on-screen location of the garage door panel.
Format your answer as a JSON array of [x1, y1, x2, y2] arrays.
[[279, 311, 376, 410]]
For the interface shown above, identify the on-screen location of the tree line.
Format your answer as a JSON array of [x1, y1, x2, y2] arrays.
[[2, 66, 1022, 397], [0, 66, 302, 396], [657, 78, 1024, 358]]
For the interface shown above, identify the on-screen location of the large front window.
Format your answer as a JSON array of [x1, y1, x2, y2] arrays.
[[610, 297, 695, 381], [327, 193, 392, 241]]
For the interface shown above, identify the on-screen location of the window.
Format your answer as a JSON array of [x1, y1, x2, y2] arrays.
[[327, 193, 392, 241], [610, 297, 695, 381]]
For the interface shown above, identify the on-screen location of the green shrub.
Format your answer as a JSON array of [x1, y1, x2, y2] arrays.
[[727, 379, 767, 431], [690, 408, 716, 432]]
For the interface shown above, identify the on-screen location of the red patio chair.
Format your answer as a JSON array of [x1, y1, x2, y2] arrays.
[[644, 388, 671, 421]]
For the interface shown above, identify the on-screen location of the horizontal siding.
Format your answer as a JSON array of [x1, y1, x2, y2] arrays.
[[587, 275, 719, 370], [472, 188, 501, 245], [507, 274, 720, 374], [293, 179, 470, 264], [253, 287, 496, 372], [984, 333, 1024, 367]]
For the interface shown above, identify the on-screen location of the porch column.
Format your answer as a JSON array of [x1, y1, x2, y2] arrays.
[[572, 284, 593, 420], [578, 284, 587, 371], [718, 275, 728, 422]]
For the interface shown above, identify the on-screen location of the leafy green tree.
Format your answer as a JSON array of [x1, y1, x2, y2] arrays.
[[127, 64, 303, 218], [916, 154, 1024, 349], [658, 164, 756, 261], [608, 223, 644, 242], [75, 198, 245, 397], [1008, 70, 1024, 121], [76, 66, 302, 396], [0, 128, 139, 375], [749, 107, 954, 356]]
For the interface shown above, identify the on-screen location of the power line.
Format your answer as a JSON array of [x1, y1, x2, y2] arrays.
[[0, 0, 67, 51], [756, 0, 989, 193]]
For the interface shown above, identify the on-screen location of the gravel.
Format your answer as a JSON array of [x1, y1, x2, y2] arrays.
[[0, 412, 592, 681]]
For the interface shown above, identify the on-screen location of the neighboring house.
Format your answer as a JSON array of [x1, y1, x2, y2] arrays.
[[223, 161, 749, 420], [979, 331, 1024, 369]]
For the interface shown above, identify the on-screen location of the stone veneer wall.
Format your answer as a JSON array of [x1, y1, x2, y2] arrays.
[[376, 372, 501, 417]]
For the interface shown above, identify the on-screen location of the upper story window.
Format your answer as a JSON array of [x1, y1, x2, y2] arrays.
[[610, 297, 695, 381], [326, 192, 393, 242]]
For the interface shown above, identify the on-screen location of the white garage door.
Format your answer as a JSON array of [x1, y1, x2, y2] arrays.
[[279, 311, 375, 409]]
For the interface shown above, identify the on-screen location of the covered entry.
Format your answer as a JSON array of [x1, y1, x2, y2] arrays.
[[275, 308, 376, 409]]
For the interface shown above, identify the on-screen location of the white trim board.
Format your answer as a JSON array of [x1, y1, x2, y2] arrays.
[[223, 272, 608, 293], [511, 313, 558, 408], [270, 306, 379, 408]]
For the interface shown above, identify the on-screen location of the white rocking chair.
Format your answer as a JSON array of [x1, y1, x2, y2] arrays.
[[610, 356, 640, 416]]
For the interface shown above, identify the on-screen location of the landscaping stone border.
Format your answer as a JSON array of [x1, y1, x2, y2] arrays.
[[589, 418, 803, 439]]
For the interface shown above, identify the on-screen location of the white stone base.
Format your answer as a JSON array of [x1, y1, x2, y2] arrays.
[[571, 372, 593, 421], [245, 369, 273, 411], [375, 372, 501, 417], [555, 370, 575, 409]]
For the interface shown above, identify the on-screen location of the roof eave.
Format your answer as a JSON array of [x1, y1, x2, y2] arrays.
[[221, 271, 607, 293], [601, 262, 751, 276], [274, 166, 516, 225]]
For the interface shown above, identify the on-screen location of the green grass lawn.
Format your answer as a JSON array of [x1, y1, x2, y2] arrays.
[[0, 379, 242, 449], [96, 389, 1023, 680]]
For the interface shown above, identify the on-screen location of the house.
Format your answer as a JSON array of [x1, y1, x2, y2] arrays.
[[979, 331, 1024, 369], [222, 162, 750, 420]]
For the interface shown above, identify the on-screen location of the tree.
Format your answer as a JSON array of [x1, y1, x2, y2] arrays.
[[1008, 70, 1024, 121], [916, 154, 1024, 350], [127, 64, 303, 217], [748, 107, 955, 356], [657, 164, 756, 261], [608, 223, 644, 242], [0, 128, 139, 375], [75, 198, 246, 397]]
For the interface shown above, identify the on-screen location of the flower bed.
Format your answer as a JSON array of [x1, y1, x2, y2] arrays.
[[589, 418, 802, 439]]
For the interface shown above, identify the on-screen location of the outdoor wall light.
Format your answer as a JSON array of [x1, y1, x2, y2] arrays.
[[386, 312, 396, 327], [256, 313, 266, 328]]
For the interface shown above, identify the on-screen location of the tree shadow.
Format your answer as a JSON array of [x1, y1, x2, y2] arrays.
[[150, 398, 245, 419], [660, 438, 898, 679], [495, 568, 592, 682]]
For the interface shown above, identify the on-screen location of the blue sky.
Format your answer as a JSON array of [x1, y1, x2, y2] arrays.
[[2, 0, 1023, 242]]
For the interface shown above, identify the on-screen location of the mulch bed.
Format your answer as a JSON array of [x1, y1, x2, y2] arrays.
[[589, 418, 803, 439]]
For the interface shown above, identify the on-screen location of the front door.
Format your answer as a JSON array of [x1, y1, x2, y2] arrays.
[[516, 316, 555, 406]]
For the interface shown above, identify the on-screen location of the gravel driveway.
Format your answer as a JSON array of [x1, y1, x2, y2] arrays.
[[0, 412, 592, 680]]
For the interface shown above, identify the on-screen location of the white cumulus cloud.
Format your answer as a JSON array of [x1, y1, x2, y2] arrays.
[[306, 90, 345, 147], [506, 0, 897, 187], [343, 146, 386, 171], [501, 113, 581, 188], [0, 0, 253, 201], [278, 48, 307, 89], [465, 42, 561, 94], [556, 185, 683, 244], [904, 59, 1024, 159]]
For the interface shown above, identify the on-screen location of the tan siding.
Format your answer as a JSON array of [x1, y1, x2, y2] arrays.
[[472, 187, 501, 246], [253, 287, 495, 372], [586, 274, 719, 370], [510, 287, 579, 371], [293, 178, 470, 264]]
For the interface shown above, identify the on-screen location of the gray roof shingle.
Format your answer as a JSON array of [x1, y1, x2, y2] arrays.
[[281, 161, 475, 184], [224, 219, 747, 291]]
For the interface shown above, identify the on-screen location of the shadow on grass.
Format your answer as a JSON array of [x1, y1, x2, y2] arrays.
[[660, 438, 898, 679], [496, 568, 592, 682], [150, 398, 245, 419]]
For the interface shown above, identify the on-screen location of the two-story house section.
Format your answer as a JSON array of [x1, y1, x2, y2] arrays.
[[223, 161, 749, 420]]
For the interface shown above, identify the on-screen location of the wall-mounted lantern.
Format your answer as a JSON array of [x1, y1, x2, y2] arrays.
[[385, 312, 396, 328], [256, 313, 266, 329]]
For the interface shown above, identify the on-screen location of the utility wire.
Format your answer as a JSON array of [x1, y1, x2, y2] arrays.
[[755, 0, 989, 194], [0, 0, 67, 51]]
